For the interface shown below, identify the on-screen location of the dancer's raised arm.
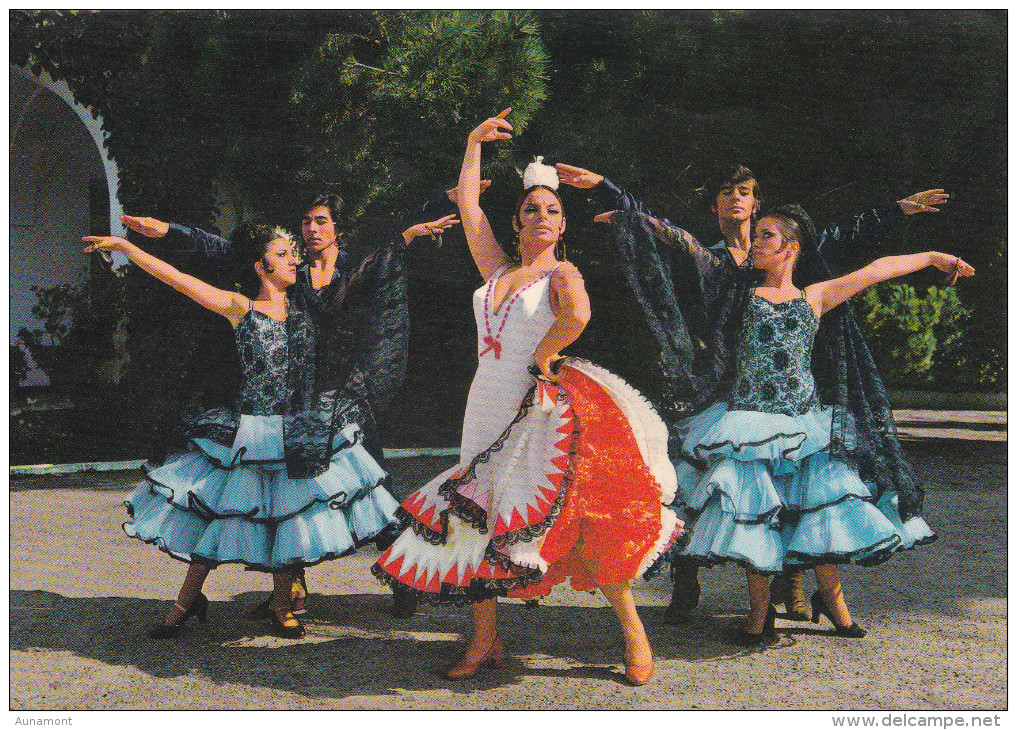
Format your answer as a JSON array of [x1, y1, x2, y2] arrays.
[[897, 189, 950, 216], [458, 109, 514, 280], [121, 213, 235, 277], [558, 163, 657, 219], [83, 235, 251, 326], [814, 189, 951, 276], [401, 214, 461, 245], [806, 251, 974, 316]]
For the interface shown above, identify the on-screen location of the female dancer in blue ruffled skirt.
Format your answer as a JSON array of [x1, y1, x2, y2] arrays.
[[599, 205, 972, 642], [84, 224, 404, 639]]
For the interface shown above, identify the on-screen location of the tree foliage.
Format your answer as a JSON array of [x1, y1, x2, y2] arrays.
[[290, 10, 548, 227], [9, 10, 1006, 462]]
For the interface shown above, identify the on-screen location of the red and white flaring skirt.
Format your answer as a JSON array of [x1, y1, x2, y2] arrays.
[[372, 359, 682, 604]]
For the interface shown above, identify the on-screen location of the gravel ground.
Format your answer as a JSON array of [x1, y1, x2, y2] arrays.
[[9, 439, 1006, 711]]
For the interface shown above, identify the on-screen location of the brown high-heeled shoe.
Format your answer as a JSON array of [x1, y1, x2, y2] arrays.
[[444, 634, 504, 680], [624, 656, 655, 686]]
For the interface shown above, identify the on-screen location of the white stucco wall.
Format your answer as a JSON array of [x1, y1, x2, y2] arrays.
[[10, 66, 126, 385]]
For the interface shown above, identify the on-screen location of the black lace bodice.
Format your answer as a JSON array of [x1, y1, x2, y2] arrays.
[[235, 309, 289, 416], [608, 209, 926, 522], [730, 295, 821, 416]]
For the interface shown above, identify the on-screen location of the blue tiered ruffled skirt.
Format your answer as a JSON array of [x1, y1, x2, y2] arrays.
[[123, 416, 401, 570], [675, 402, 934, 574]]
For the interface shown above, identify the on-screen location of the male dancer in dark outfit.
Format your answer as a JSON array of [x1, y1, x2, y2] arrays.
[[121, 187, 467, 620]]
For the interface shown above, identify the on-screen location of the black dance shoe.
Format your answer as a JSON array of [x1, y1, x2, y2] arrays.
[[662, 563, 702, 624], [737, 604, 777, 646], [148, 593, 209, 639], [390, 584, 418, 619], [270, 607, 306, 639], [810, 590, 868, 638]]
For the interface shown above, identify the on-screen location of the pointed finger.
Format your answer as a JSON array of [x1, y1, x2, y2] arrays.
[[496, 107, 512, 119]]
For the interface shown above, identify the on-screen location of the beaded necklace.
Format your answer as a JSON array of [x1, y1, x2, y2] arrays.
[[479, 266, 556, 359]]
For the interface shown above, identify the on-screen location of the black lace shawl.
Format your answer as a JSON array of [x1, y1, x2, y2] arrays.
[[149, 239, 406, 479], [608, 210, 925, 521], [149, 195, 453, 479]]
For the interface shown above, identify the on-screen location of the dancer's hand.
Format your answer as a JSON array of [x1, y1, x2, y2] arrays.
[[928, 252, 975, 284], [556, 163, 604, 189], [447, 180, 491, 204], [468, 108, 513, 145], [121, 214, 169, 237], [402, 214, 461, 245], [593, 211, 616, 224], [897, 189, 949, 215], [534, 353, 563, 382], [82, 235, 132, 254]]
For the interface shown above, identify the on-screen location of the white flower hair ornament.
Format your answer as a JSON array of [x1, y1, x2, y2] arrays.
[[273, 226, 302, 263], [521, 156, 559, 190]]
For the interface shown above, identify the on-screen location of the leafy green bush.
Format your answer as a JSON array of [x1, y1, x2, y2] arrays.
[[854, 283, 971, 389]]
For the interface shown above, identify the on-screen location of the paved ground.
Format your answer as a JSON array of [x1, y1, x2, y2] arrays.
[[9, 433, 1007, 711]]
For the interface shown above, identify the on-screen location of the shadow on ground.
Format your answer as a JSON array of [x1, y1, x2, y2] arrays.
[[10, 589, 782, 699]]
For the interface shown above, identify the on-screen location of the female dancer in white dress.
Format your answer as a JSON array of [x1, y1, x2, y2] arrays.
[[374, 110, 681, 685]]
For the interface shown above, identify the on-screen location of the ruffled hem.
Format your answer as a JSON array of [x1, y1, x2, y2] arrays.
[[374, 359, 681, 604], [677, 420, 933, 571], [135, 420, 386, 523], [874, 491, 937, 551], [680, 403, 833, 475], [781, 494, 901, 565], [124, 482, 399, 570], [679, 501, 786, 575], [123, 419, 399, 569]]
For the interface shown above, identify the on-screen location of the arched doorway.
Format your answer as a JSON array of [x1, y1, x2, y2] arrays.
[[10, 65, 126, 385]]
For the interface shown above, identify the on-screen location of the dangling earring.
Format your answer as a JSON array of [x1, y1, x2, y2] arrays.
[[556, 234, 567, 261], [512, 234, 522, 264]]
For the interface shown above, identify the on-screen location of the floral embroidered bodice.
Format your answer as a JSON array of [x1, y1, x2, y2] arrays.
[[235, 308, 289, 416], [729, 293, 821, 416]]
